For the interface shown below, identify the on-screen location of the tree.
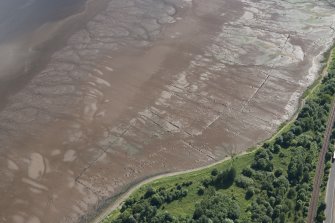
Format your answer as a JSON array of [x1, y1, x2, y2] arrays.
[[152, 212, 174, 223], [273, 144, 281, 154], [245, 187, 254, 200], [287, 188, 296, 199], [274, 169, 283, 177], [287, 154, 304, 185], [214, 167, 236, 188], [316, 201, 326, 223], [211, 168, 218, 176], [252, 157, 273, 171], [282, 131, 295, 147], [251, 149, 273, 171], [144, 186, 156, 198], [193, 194, 240, 221], [235, 175, 254, 189], [198, 186, 205, 195], [242, 167, 254, 177], [151, 194, 163, 207]]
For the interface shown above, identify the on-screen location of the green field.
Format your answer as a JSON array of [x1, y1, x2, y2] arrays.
[[102, 49, 335, 223]]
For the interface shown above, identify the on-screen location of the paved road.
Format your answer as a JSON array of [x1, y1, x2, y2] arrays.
[[325, 160, 335, 223]]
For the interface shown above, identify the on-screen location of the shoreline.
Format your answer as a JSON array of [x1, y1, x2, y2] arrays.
[[267, 42, 335, 143], [91, 151, 252, 223], [1, 0, 335, 222], [90, 45, 335, 223]]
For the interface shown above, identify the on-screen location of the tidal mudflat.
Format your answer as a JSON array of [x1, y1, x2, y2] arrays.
[[0, 0, 335, 222]]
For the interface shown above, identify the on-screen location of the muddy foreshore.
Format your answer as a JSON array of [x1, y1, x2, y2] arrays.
[[90, 44, 335, 223], [0, 0, 109, 110], [0, 0, 335, 223]]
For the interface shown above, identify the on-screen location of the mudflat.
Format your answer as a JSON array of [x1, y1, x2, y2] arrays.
[[0, 0, 335, 222]]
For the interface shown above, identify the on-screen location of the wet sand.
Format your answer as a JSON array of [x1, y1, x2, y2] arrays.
[[0, 0, 107, 109], [0, 0, 335, 222]]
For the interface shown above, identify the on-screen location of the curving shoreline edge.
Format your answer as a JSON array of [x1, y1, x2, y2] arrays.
[[89, 44, 335, 223]]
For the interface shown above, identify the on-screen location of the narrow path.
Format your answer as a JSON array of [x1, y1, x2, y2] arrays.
[[307, 101, 335, 223]]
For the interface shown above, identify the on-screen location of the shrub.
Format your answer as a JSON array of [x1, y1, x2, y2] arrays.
[[193, 194, 240, 221], [151, 194, 163, 207], [274, 169, 283, 178], [197, 186, 205, 196], [202, 178, 211, 188], [235, 175, 254, 189], [214, 167, 236, 188], [273, 144, 281, 154], [144, 187, 156, 198], [245, 187, 255, 200], [211, 168, 219, 176], [242, 167, 254, 177], [287, 188, 296, 199], [182, 181, 193, 187]]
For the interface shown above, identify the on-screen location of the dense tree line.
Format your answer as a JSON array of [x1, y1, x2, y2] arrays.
[[239, 69, 335, 223]]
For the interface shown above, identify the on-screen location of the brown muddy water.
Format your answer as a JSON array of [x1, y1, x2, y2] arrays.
[[0, 0, 335, 222]]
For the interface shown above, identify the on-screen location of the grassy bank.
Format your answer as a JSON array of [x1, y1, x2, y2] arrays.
[[101, 49, 335, 223]]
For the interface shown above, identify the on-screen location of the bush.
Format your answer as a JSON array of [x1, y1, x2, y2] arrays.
[[151, 194, 163, 207], [279, 152, 285, 158], [273, 144, 281, 154], [287, 188, 296, 199], [242, 167, 254, 177], [197, 186, 205, 196], [193, 194, 240, 221], [214, 167, 236, 188], [202, 178, 211, 188], [235, 175, 254, 189], [144, 187, 156, 198], [316, 201, 327, 223], [245, 187, 255, 200], [251, 157, 273, 171], [287, 154, 305, 185], [182, 181, 193, 187], [211, 168, 219, 176], [274, 169, 283, 178]]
